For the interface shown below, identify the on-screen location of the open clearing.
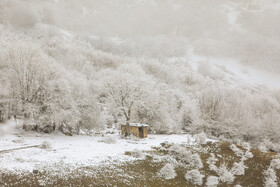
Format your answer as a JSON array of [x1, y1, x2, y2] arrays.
[[0, 131, 279, 186]]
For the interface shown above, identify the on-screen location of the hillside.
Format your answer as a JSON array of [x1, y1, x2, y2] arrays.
[[1, 0, 280, 186]]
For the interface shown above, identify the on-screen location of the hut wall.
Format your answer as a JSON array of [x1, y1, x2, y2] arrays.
[[121, 125, 148, 138], [121, 126, 139, 137], [130, 126, 139, 137], [143, 127, 148, 138]]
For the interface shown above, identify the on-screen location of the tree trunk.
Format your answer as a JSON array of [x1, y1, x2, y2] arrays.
[[0, 110, 3, 122], [125, 120, 130, 137]]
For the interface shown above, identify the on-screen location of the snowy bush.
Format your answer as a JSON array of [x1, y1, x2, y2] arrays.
[[244, 151, 254, 159], [168, 144, 192, 162], [230, 144, 243, 157], [153, 154, 178, 165], [158, 163, 177, 180], [130, 149, 145, 159], [209, 164, 218, 172], [217, 163, 235, 184], [162, 155, 179, 167], [241, 142, 251, 151], [241, 151, 253, 161], [263, 168, 278, 187], [270, 159, 280, 170], [264, 179, 278, 187], [194, 132, 208, 145], [185, 169, 205, 186], [262, 139, 280, 153], [258, 144, 268, 153], [189, 154, 203, 169], [99, 136, 117, 144], [40, 141, 52, 149], [206, 176, 219, 187], [207, 153, 218, 165], [231, 162, 247, 176], [152, 155, 162, 163], [207, 153, 218, 172]]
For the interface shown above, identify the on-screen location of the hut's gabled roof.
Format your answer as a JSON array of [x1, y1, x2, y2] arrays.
[[121, 123, 149, 127]]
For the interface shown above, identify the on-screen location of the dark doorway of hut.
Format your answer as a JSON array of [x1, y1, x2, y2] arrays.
[[139, 127, 144, 138]]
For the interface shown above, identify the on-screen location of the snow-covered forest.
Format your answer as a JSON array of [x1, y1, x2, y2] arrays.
[[0, 0, 280, 186]]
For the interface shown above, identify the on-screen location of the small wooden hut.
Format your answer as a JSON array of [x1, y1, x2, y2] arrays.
[[121, 123, 149, 138]]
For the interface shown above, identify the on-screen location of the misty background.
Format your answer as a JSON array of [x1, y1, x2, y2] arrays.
[[1, 0, 280, 71]]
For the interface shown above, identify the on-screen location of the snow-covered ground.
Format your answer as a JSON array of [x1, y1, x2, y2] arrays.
[[0, 129, 200, 173]]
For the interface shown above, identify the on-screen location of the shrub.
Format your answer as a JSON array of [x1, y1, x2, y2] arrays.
[[262, 139, 280, 152], [99, 136, 117, 144], [185, 169, 205, 185], [40, 141, 52, 149], [231, 162, 247, 176], [189, 154, 203, 169], [161, 155, 179, 167], [206, 176, 219, 187], [194, 132, 208, 145], [230, 144, 243, 157], [209, 164, 218, 172], [270, 159, 280, 170], [207, 153, 218, 165], [130, 149, 145, 159], [244, 151, 254, 159], [217, 163, 235, 184], [263, 168, 278, 187], [152, 155, 162, 163], [158, 163, 177, 180], [241, 142, 251, 151], [258, 143, 268, 153], [168, 144, 192, 162]]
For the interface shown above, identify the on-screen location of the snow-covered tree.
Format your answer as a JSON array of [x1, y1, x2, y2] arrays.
[[4, 42, 55, 105], [105, 72, 150, 136]]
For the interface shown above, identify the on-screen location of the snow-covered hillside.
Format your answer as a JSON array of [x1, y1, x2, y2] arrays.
[[1, 0, 280, 186], [186, 48, 280, 90]]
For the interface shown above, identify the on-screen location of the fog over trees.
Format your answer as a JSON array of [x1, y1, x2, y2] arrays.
[[1, 0, 280, 151]]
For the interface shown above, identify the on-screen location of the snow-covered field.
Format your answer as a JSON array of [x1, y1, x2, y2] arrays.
[[0, 130, 198, 173]]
